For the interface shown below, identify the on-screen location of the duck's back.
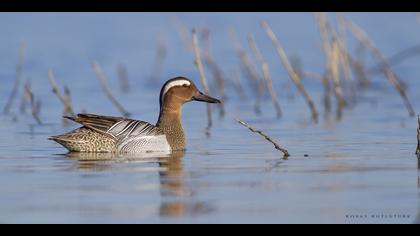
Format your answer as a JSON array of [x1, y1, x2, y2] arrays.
[[50, 114, 171, 153]]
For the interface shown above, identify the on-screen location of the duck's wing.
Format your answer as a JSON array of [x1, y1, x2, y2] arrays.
[[65, 113, 164, 141]]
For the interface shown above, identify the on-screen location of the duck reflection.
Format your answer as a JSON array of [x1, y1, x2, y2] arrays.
[[66, 151, 213, 218]]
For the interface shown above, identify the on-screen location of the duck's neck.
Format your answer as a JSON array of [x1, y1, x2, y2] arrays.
[[156, 105, 185, 151]]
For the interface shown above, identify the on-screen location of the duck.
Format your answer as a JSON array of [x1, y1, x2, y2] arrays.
[[49, 77, 221, 153]]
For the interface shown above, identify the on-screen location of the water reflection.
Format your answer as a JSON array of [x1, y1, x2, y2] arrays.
[[65, 151, 214, 218], [158, 151, 213, 217]]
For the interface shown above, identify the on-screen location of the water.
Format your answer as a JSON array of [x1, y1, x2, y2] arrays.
[[1, 12, 420, 224]]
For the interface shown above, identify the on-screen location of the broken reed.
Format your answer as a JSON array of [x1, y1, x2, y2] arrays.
[[48, 69, 75, 117], [93, 62, 131, 117], [192, 28, 213, 128], [23, 81, 42, 124], [261, 21, 319, 123], [247, 33, 282, 118], [236, 118, 289, 159], [3, 43, 25, 114]]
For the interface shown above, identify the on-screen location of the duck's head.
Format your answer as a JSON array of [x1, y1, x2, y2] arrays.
[[159, 77, 221, 109]]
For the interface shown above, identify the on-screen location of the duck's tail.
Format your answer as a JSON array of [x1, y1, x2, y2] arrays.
[[49, 127, 116, 152]]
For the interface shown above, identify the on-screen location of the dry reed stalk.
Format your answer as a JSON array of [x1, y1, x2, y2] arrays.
[[314, 13, 333, 114], [47, 69, 75, 117], [247, 33, 282, 118], [3, 43, 25, 114], [314, 13, 348, 114], [19, 82, 31, 114], [192, 29, 212, 128], [23, 81, 42, 124], [290, 56, 302, 78], [261, 21, 319, 123], [322, 75, 332, 113], [93, 62, 131, 117], [202, 29, 226, 117], [334, 13, 357, 104], [329, 39, 347, 116], [314, 13, 332, 56], [335, 13, 369, 89], [345, 50, 370, 87], [228, 29, 261, 92], [117, 64, 130, 93], [62, 85, 73, 126], [336, 13, 348, 46], [347, 21, 415, 117], [417, 114, 420, 156], [205, 60, 226, 117], [336, 39, 357, 104], [151, 34, 167, 83], [235, 118, 290, 159]]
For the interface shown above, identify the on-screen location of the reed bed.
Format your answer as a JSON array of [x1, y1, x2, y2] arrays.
[[261, 21, 319, 123], [2, 13, 420, 158]]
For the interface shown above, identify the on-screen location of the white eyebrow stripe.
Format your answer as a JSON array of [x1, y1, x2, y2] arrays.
[[161, 80, 191, 102]]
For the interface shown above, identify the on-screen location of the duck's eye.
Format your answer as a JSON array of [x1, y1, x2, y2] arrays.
[[182, 84, 188, 87]]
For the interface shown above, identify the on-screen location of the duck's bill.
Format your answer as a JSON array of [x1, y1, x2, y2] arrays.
[[193, 92, 221, 103]]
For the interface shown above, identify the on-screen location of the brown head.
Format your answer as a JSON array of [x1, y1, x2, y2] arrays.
[[156, 77, 220, 150], [159, 77, 221, 112]]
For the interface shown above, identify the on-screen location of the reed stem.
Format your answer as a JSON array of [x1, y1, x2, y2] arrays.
[[261, 21, 318, 123], [48, 69, 75, 117], [348, 21, 415, 117], [93, 62, 131, 117], [247, 33, 282, 118], [23, 81, 42, 124], [192, 29, 212, 128], [117, 64, 130, 93]]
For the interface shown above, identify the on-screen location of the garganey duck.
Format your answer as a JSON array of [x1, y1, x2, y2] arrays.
[[49, 77, 221, 153]]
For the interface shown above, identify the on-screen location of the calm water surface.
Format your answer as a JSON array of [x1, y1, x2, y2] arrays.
[[0, 13, 420, 223]]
